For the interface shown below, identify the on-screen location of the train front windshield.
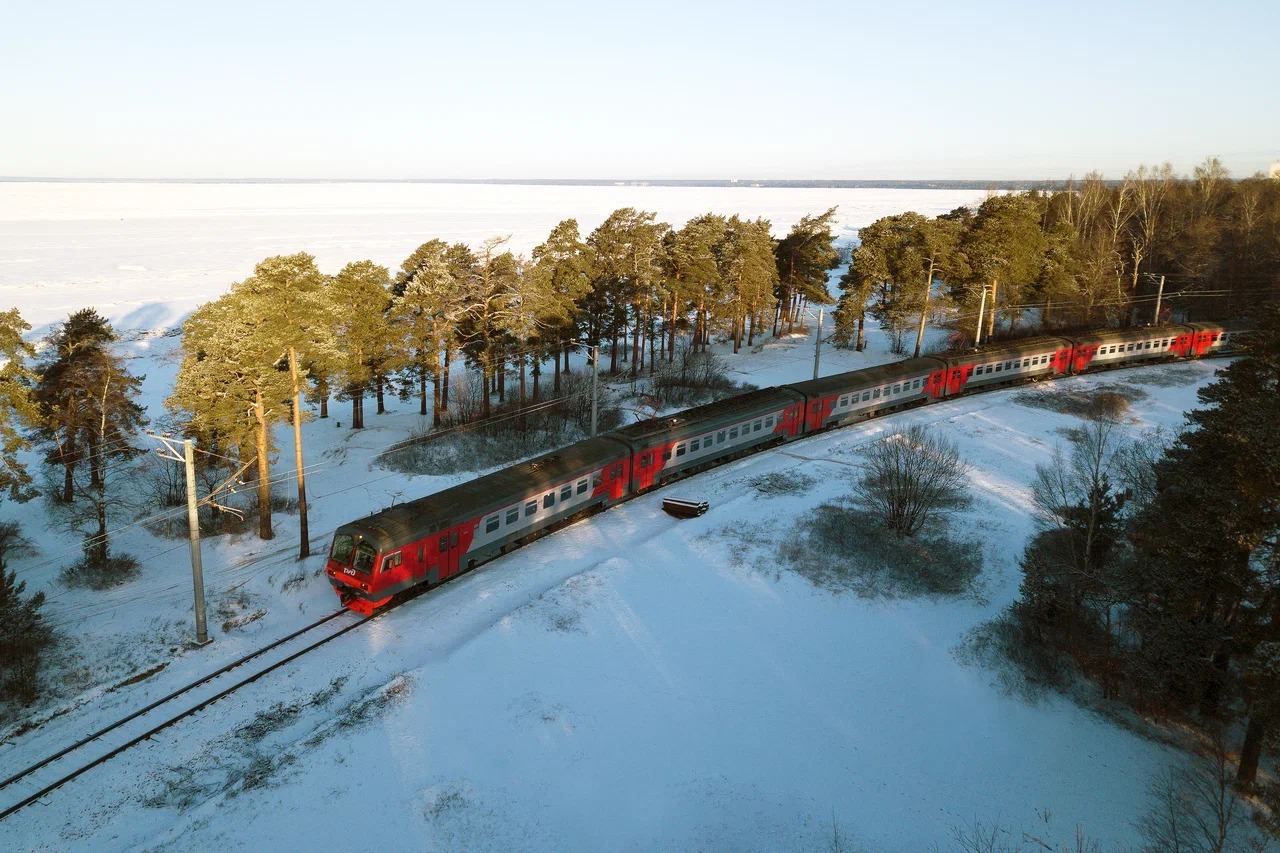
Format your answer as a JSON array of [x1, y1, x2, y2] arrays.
[[330, 535, 378, 574], [353, 544, 376, 572], [331, 534, 355, 563]]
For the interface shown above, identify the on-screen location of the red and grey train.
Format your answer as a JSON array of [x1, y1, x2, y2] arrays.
[[326, 321, 1245, 614]]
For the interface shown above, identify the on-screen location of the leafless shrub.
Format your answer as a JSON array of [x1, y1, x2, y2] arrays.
[[1110, 427, 1170, 513], [854, 424, 972, 537], [780, 503, 981, 597], [1134, 734, 1272, 853], [1014, 384, 1147, 420], [650, 342, 744, 409]]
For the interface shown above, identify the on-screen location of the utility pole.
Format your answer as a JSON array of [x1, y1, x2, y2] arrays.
[[1152, 274, 1165, 325], [590, 344, 599, 438], [974, 286, 989, 348], [151, 434, 209, 646], [812, 307, 823, 380]]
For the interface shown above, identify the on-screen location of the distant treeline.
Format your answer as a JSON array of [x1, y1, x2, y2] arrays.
[[835, 157, 1280, 355], [3, 176, 1064, 191]]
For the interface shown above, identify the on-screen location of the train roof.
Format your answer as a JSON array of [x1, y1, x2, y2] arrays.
[[1184, 320, 1251, 333], [785, 357, 945, 397], [930, 335, 1074, 366], [1063, 323, 1191, 344], [336, 435, 629, 550], [606, 386, 802, 445]]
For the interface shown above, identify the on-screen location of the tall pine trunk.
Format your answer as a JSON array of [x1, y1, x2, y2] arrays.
[[288, 347, 309, 560], [255, 386, 273, 540], [1238, 715, 1268, 785], [441, 348, 451, 412], [432, 365, 442, 427], [351, 391, 364, 429]]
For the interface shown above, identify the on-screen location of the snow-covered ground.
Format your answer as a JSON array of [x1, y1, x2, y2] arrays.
[[0, 182, 1216, 850]]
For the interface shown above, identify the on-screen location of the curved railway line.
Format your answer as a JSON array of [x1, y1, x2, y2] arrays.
[[0, 344, 1240, 823], [0, 609, 368, 821]]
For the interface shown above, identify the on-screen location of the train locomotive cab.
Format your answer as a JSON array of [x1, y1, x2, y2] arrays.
[[326, 530, 393, 615]]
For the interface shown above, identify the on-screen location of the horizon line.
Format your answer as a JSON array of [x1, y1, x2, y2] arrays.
[[0, 175, 1075, 189]]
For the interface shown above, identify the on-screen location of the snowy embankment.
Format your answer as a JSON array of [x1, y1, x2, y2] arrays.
[[2, 357, 1221, 851]]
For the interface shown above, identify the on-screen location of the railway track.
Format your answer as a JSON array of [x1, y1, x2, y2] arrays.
[[0, 609, 369, 821]]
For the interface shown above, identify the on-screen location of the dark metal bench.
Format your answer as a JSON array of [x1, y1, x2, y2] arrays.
[[662, 498, 708, 518]]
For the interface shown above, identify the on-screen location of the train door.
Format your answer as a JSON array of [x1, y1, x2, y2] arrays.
[[435, 528, 463, 580]]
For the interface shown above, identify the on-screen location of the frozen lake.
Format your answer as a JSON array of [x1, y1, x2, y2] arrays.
[[0, 181, 987, 332]]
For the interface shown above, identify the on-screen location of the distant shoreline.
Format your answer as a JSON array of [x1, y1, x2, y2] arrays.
[[0, 176, 1071, 191]]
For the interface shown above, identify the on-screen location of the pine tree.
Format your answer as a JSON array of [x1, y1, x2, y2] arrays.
[[722, 216, 778, 353], [391, 253, 459, 423], [528, 220, 593, 393], [31, 310, 146, 574], [1127, 305, 1280, 719], [773, 207, 839, 336], [230, 253, 333, 558], [328, 260, 395, 429], [665, 214, 726, 356], [32, 308, 115, 503], [456, 237, 519, 419], [169, 293, 294, 540], [959, 194, 1047, 338], [0, 523, 49, 703], [0, 308, 38, 503]]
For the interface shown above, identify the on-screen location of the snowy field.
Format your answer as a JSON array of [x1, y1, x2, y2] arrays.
[[0, 182, 1217, 850]]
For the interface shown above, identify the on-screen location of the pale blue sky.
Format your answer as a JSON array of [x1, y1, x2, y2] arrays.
[[2, 0, 1276, 180]]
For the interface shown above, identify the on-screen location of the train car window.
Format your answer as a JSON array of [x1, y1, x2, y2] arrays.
[[862, 391, 871, 402], [613, 464, 623, 478], [592, 472, 603, 488], [577, 478, 588, 493], [380, 552, 401, 573], [765, 416, 774, 428], [729, 428, 738, 439], [639, 455, 650, 468], [676, 444, 686, 457], [691, 439, 700, 451], [543, 493, 554, 509], [892, 384, 900, 394], [872, 388, 880, 399], [449, 531, 458, 547], [663, 450, 672, 460], [754, 420, 762, 432], [418, 546, 424, 563], [526, 500, 537, 517], [561, 485, 573, 502], [439, 536, 447, 553], [486, 516, 500, 533], [995, 364, 1003, 372], [839, 396, 847, 407], [506, 508, 519, 525], [353, 543, 377, 573], [331, 534, 355, 563], [718, 431, 727, 442]]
